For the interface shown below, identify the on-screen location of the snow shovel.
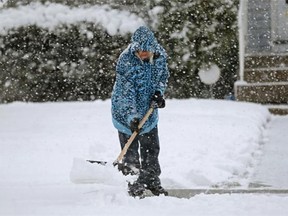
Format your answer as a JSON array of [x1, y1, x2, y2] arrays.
[[87, 106, 155, 167]]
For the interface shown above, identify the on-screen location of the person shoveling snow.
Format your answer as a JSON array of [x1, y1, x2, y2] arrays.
[[70, 26, 169, 199], [110, 26, 170, 198]]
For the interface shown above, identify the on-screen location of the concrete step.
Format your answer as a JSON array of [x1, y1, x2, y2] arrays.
[[267, 105, 288, 115], [236, 82, 288, 104], [244, 68, 288, 83], [245, 55, 288, 69]]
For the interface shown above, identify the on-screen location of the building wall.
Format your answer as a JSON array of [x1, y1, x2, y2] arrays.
[[236, 0, 288, 114], [246, 0, 271, 53]]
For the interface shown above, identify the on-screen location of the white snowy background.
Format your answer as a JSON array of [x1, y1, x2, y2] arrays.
[[1, 2, 288, 216]]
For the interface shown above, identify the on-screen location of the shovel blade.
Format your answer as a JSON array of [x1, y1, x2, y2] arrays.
[[87, 159, 119, 167], [70, 158, 124, 184], [86, 160, 107, 165]]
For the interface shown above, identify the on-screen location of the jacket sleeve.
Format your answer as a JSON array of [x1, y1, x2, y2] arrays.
[[154, 49, 170, 95], [115, 51, 140, 124]]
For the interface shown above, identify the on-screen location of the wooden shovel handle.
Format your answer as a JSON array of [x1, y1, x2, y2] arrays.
[[115, 107, 154, 164]]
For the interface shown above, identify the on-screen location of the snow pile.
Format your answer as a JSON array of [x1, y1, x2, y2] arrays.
[[0, 2, 145, 35]]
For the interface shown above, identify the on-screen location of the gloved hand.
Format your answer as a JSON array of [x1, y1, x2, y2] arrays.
[[130, 118, 140, 133], [152, 91, 165, 108]]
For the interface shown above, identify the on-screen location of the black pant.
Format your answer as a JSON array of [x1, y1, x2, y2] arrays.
[[118, 126, 161, 187]]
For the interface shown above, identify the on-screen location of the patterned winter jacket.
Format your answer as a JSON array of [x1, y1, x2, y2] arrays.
[[111, 26, 169, 135]]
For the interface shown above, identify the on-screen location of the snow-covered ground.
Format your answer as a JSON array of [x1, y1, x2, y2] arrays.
[[1, 99, 288, 216]]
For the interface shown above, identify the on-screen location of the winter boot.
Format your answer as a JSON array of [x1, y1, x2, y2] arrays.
[[128, 182, 146, 198]]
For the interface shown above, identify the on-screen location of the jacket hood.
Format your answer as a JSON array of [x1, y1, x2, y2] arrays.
[[131, 26, 157, 53]]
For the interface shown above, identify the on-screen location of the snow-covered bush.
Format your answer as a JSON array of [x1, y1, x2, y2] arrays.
[[151, 0, 239, 98], [0, 23, 130, 102], [0, 2, 143, 102]]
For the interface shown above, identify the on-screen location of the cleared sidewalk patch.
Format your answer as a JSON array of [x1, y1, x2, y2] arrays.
[[145, 188, 288, 198]]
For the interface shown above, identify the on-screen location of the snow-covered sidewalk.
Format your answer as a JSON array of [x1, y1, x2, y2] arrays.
[[251, 116, 288, 188], [1, 99, 288, 216]]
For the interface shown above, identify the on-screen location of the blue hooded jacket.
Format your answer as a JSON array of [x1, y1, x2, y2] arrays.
[[111, 26, 169, 135]]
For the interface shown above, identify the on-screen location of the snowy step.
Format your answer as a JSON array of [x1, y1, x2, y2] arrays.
[[236, 82, 288, 104], [237, 54, 288, 109], [244, 68, 288, 83], [266, 105, 288, 115], [244, 55, 288, 69], [144, 188, 288, 199]]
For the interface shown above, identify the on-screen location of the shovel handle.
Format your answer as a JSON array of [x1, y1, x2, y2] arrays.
[[114, 107, 154, 164]]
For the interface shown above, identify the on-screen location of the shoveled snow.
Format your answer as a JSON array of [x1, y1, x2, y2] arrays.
[[0, 2, 145, 35], [1, 99, 288, 216]]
